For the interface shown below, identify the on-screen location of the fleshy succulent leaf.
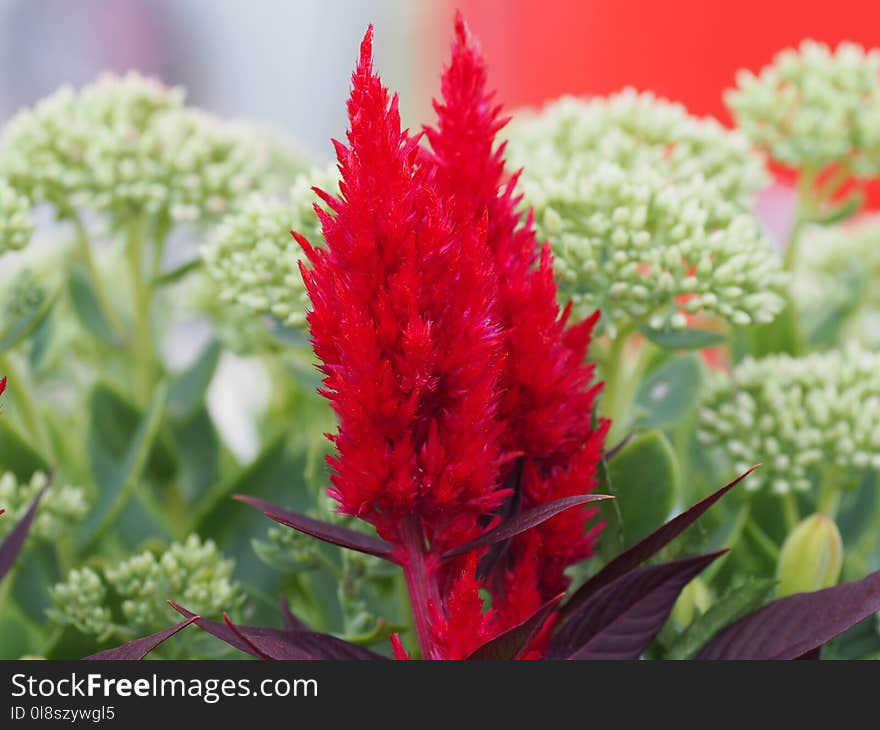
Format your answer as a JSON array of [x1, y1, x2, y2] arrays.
[[0, 484, 48, 583], [83, 617, 198, 660], [442, 494, 611, 561], [551, 551, 726, 659], [233, 494, 396, 562], [467, 594, 563, 660], [560, 466, 756, 620], [697, 568, 880, 659]]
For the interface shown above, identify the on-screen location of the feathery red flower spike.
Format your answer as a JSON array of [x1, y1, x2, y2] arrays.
[[295, 13, 606, 659]]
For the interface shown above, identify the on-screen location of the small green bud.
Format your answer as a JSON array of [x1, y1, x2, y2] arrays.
[[671, 577, 712, 627], [777, 513, 843, 597]]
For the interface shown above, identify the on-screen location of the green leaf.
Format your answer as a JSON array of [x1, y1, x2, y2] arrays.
[[0, 420, 50, 480], [192, 434, 313, 596], [151, 258, 202, 288], [813, 190, 864, 226], [0, 603, 39, 658], [86, 383, 176, 485], [641, 326, 726, 350], [0, 285, 60, 354], [81, 382, 168, 547], [171, 407, 220, 502], [608, 430, 679, 548], [666, 578, 776, 659], [168, 340, 221, 420], [67, 269, 121, 346], [634, 355, 702, 429]]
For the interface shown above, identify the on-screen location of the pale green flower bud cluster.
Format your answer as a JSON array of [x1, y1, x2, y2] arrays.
[[726, 41, 880, 175], [505, 90, 785, 336], [0, 471, 87, 541], [794, 216, 880, 346], [3, 267, 46, 322], [698, 344, 880, 494], [202, 163, 338, 329], [253, 525, 323, 574], [104, 535, 241, 630], [50, 535, 241, 640], [0, 180, 33, 254], [48, 568, 114, 640], [0, 71, 267, 227]]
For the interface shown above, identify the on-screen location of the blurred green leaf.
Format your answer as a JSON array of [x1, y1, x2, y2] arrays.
[[0, 420, 50, 480], [634, 355, 702, 429], [608, 430, 679, 547], [812, 190, 864, 226], [0, 603, 39, 658], [0, 285, 60, 354], [641, 327, 725, 350], [666, 578, 776, 659], [81, 382, 168, 547], [171, 407, 220, 503], [67, 269, 120, 346], [168, 340, 220, 420], [151, 258, 202, 289]]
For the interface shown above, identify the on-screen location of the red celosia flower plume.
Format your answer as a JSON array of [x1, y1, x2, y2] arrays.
[[425, 13, 608, 626], [297, 25, 509, 658], [296, 17, 606, 659]]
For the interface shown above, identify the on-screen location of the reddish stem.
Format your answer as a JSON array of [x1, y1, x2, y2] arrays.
[[400, 515, 440, 660]]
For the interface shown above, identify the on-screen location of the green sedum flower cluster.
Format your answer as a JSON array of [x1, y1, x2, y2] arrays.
[[698, 344, 880, 494], [0, 180, 34, 255], [0, 471, 87, 541], [726, 41, 880, 175], [795, 215, 880, 347], [201, 163, 338, 329], [505, 89, 786, 337], [49, 535, 241, 641], [0, 71, 268, 228]]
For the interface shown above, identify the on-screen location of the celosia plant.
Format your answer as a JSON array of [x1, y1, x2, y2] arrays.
[[86, 17, 880, 664], [5, 11, 880, 664]]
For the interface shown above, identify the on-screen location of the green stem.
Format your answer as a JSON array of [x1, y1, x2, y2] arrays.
[[0, 352, 51, 457], [72, 215, 122, 332], [745, 520, 780, 562], [124, 217, 155, 405], [782, 492, 800, 532], [599, 330, 655, 442], [817, 482, 841, 519], [782, 168, 817, 273]]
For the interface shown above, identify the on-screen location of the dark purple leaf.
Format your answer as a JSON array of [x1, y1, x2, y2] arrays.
[[550, 551, 725, 659], [83, 617, 198, 660], [477, 459, 523, 580], [169, 601, 258, 657], [467, 594, 563, 660], [697, 569, 880, 659], [561, 466, 757, 620], [443, 494, 612, 561], [0, 485, 47, 583], [222, 613, 387, 661], [169, 601, 386, 660], [234, 494, 396, 562], [279, 596, 307, 632]]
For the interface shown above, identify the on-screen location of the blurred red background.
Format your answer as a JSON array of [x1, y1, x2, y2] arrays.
[[454, 0, 880, 120], [451, 0, 880, 207]]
